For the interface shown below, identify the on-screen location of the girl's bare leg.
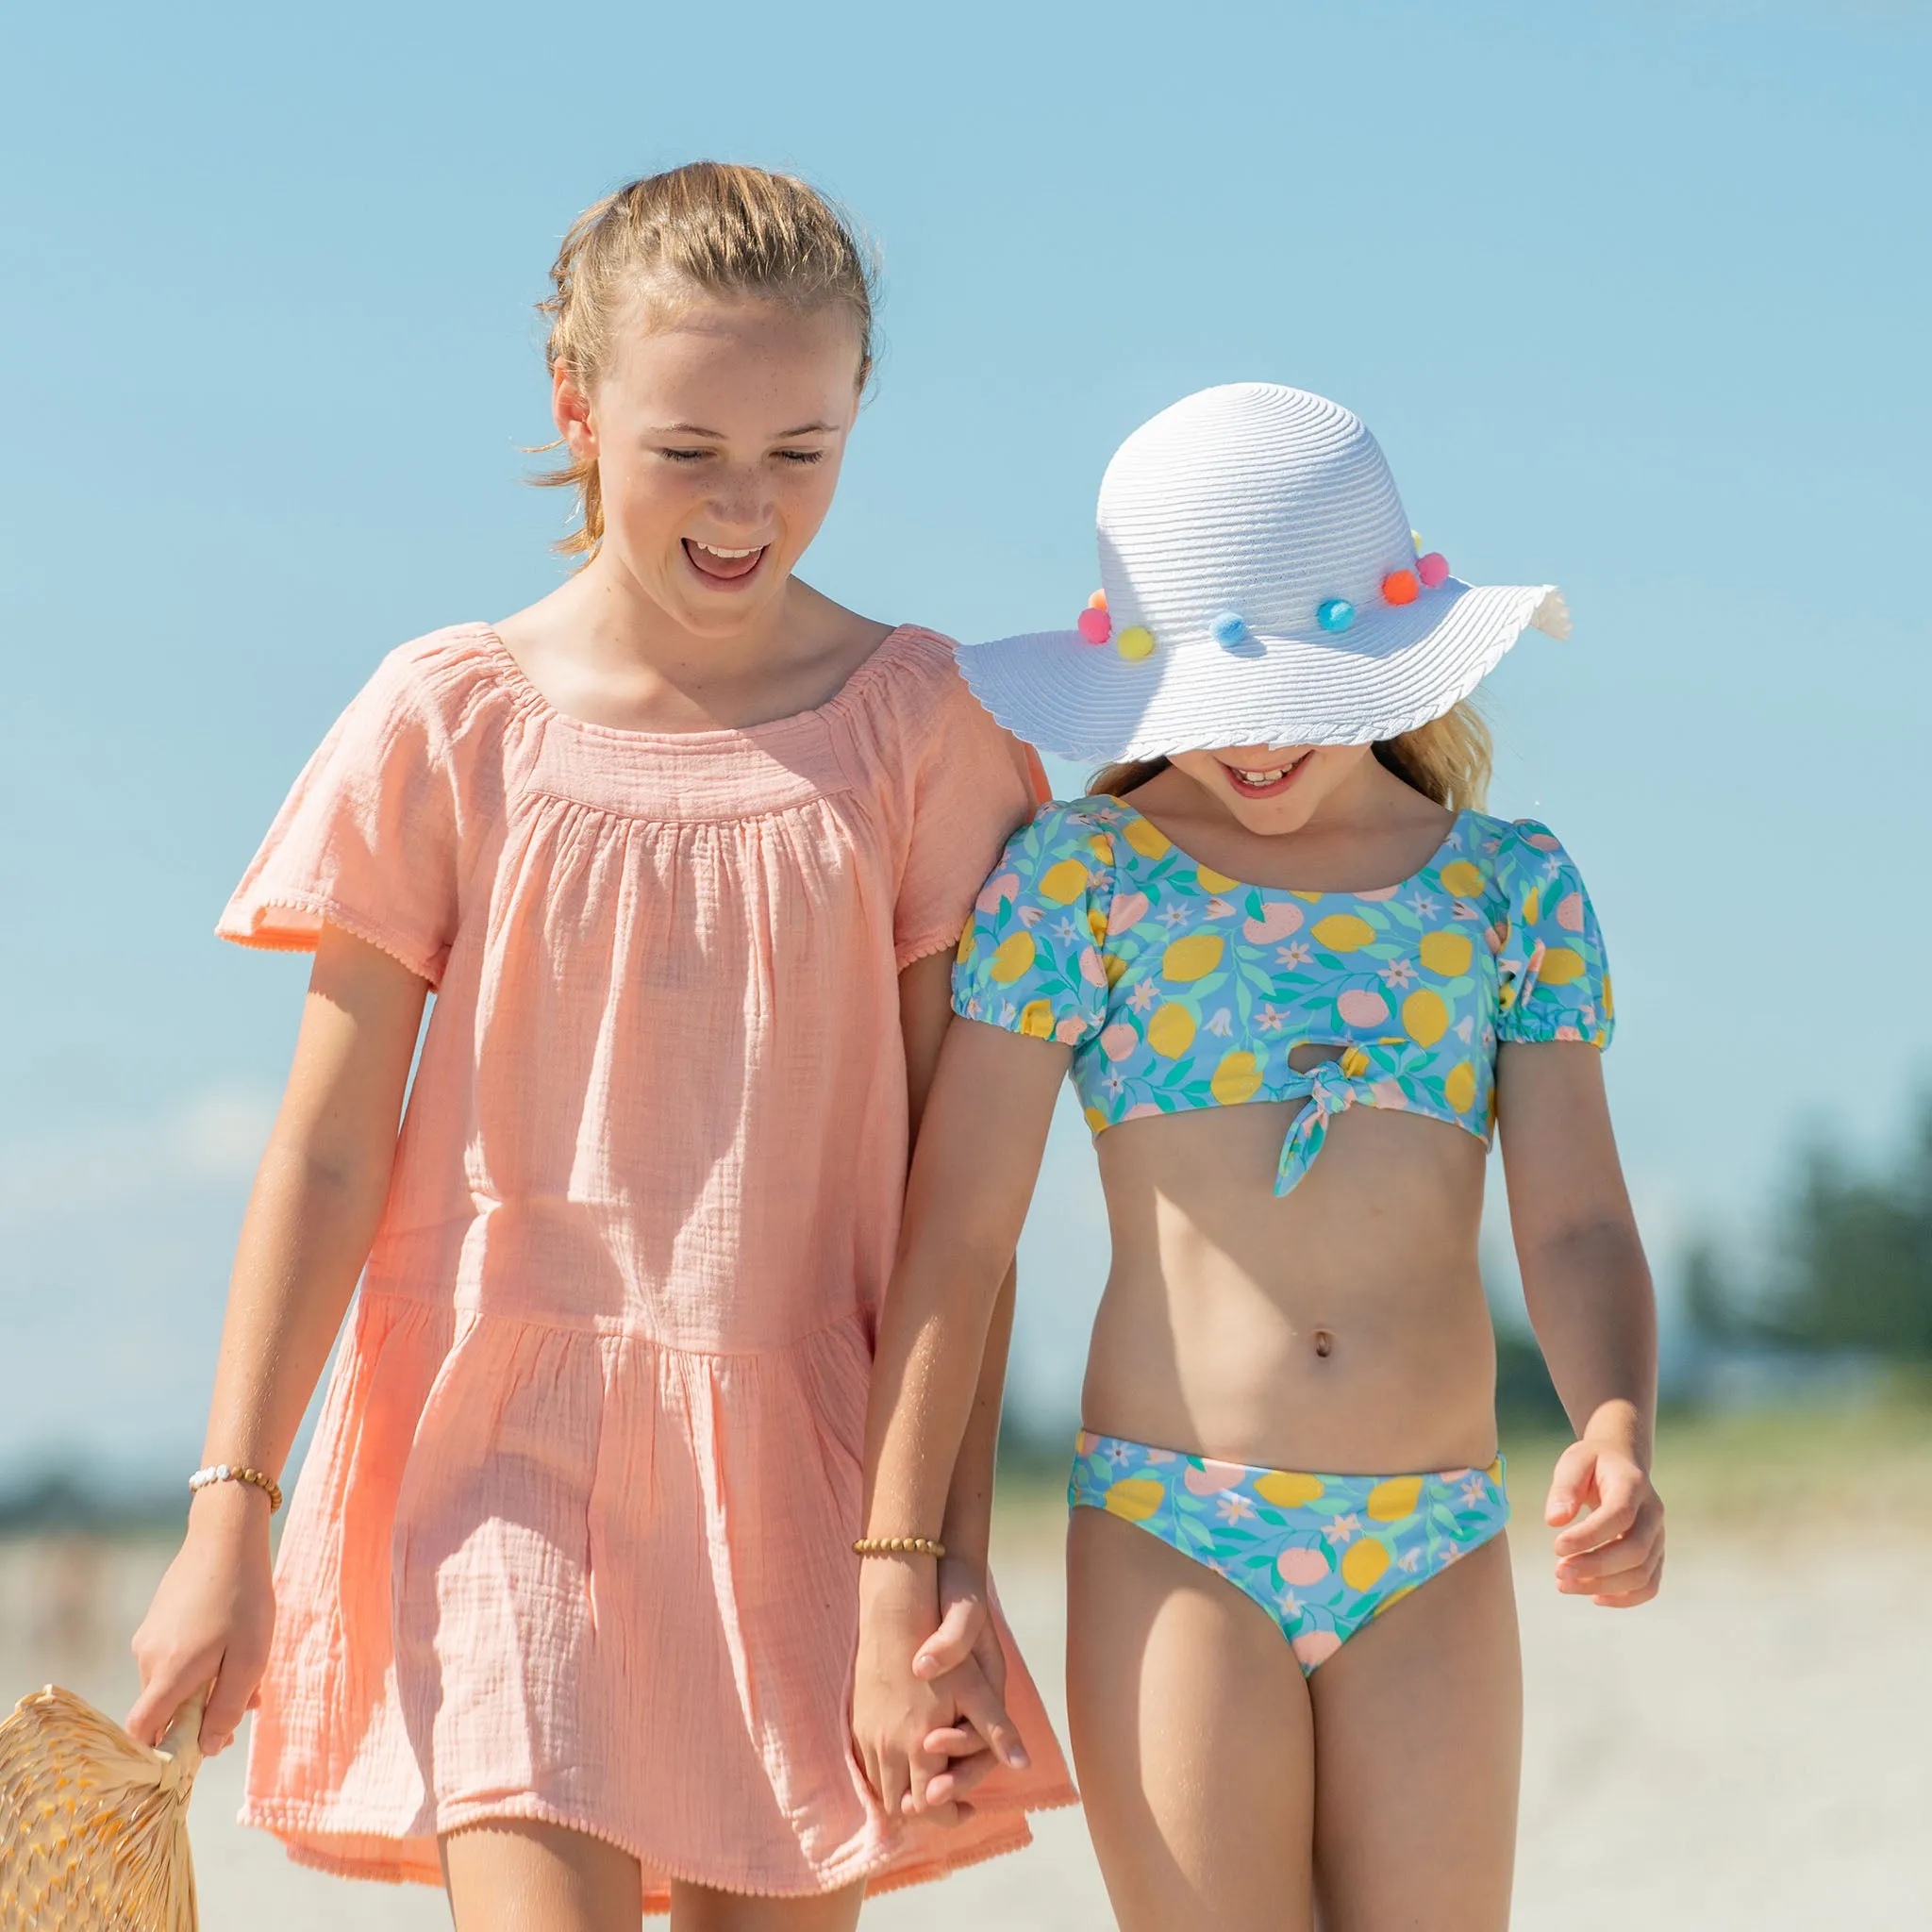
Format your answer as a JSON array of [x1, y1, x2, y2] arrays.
[[443, 1824, 865, 1931], [1067, 1507, 1317, 1932], [1309, 1532, 1522, 1932], [671, 1877, 864, 1930], [442, 1821, 642, 1931]]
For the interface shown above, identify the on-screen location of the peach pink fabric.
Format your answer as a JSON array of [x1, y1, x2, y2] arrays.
[[217, 623, 1074, 1907]]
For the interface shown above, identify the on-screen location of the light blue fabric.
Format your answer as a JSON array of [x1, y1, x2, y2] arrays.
[[952, 795, 1611, 1194]]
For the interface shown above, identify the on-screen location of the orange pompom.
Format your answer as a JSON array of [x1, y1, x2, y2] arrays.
[[1382, 569, 1420, 606], [1087, 589, 1108, 610]]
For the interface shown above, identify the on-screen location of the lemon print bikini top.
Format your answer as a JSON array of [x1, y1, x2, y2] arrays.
[[951, 796, 1613, 1195]]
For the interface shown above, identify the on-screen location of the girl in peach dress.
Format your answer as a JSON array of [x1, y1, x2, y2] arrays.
[[125, 162, 1073, 1932]]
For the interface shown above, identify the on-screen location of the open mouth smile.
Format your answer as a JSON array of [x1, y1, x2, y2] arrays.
[[1216, 753, 1313, 800], [682, 539, 769, 586]]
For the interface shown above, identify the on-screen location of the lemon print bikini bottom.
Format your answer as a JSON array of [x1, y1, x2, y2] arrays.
[[1070, 1432, 1509, 1674]]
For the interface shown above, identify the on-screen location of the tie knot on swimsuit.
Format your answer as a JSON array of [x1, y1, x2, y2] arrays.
[[1275, 1051, 1377, 1193]]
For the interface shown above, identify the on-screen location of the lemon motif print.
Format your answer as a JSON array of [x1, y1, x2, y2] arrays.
[[1103, 1476, 1165, 1521], [1255, 1471, 1325, 1508], [1312, 913, 1375, 952], [951, 798, 1611, 1192], [1402, 989, 1449, 1047], [1161, 933, 1224, 981], [1366, 1475, 1423, 1521], [1211, 1052, 1262, 1104], [1070, 1439, 1511, 1675], [989, 931, 1035, 984], [1341, 1538, 1391, 1591], [1537, 946, 1587, 985], [1039, 858, 1090, 905], [1146, 1003, 1197, 1058]]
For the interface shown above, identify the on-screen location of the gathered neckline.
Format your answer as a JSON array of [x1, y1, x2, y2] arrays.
[[469, 621, 923, 745], [1099, 796, 1473, 902]]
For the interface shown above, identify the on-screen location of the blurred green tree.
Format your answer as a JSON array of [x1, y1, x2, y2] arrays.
[[1688, 1096, 1932, 1357]]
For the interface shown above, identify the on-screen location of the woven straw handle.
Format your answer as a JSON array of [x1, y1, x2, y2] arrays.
[[155, 1688, 208, 1785]]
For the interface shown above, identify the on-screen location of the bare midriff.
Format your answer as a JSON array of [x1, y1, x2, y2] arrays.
[[1081, 1051, 1498, 1476]]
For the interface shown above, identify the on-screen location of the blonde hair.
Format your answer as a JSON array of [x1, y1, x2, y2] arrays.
[[536, 161, 878, 557], [1089, 701, 1493, 811]]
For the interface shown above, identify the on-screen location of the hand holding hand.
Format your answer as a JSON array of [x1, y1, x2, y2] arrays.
[[1544, 1436, 1665, 1607], [905, 1556, 1028, 1815]]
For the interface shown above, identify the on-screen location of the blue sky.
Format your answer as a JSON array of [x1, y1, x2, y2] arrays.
[[3, 1, 1928, 1474]]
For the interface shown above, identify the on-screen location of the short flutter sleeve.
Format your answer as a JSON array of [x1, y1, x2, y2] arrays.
[[218, 638, 475, 986], [952, 803, 1115, 1047], [1495, 820, 1614, 1048], [891, 644, 1048, 970]]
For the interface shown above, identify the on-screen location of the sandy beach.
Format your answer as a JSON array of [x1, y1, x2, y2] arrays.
[[5, 1459, 1928, 1930]]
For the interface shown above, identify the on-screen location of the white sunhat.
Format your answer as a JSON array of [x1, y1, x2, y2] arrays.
[[956, 382, 1570, 762]]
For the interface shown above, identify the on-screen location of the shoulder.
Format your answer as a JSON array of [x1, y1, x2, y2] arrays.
[[999, 795, 1122, 876], [355, 624, 523, 736], [1461, 810, 1582, 880], [849, 627, 1007, 741]]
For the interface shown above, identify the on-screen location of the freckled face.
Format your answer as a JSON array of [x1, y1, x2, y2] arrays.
[[555, 294, 865, 637], [1169, 743, 1376, 833]]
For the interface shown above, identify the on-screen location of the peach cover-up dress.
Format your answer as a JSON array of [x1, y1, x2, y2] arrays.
[[216, 622, 1075, 1906]]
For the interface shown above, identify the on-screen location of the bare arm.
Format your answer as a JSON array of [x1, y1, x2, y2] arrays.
[[897, 952, 1015, 1574], [854, 1018, 1067, 1818], [127, 925, 428, 1748], [1497, 1041, 1664, 1607]]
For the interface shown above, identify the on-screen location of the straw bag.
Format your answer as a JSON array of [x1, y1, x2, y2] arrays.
[[0, 1684, 204, 1932]]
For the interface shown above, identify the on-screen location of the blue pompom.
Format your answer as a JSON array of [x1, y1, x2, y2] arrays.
[[1317, 598, 1357, 633], [1208, 609, 1249, 649]]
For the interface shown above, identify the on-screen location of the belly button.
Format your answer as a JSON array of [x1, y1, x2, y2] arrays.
[[1312, 1329, 1335, 1358]]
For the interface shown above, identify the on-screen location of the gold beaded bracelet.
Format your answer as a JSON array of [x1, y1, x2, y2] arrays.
[[852, 1536, 945, 1560], [189, 1463, 284, 1513]]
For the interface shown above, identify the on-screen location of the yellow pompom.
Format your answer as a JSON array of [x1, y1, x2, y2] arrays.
[[1419, 930, 1473, 977], [1312, 913, 1376, 952], [1366, 1475, 1423, 1522], [1103, 1476, 1166, 1521], [1210, 1051, 1262, 1105], [989, 932, 1036, 984], [1439, 860, 1485, 900], [1161, 934, 1224, 982], [1537, 946, 1587, 985], [1145, 1004, 1197, 1058], [1341, 1537, 1391, 1592], [1442, 1060, 1477, 1114], [1019, 999, 1056, 1039], [1038, 858, 1091, 905], [1254, 1471, 1325, 1508], [1115, 625, 1156, 661], [1123, 816, 1172, 859], [1402, 989, 1449, 1046]]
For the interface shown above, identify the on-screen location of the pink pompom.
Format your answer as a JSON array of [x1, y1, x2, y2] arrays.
[[1417, 552, 1450, 589], [1077, 606, 1112, 645]]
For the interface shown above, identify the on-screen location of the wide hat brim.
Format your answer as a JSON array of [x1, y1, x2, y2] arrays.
[[957, 578, 1569, 762]]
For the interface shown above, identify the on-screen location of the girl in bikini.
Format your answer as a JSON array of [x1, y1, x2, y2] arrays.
[[852, 384, 1663, 1930]]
